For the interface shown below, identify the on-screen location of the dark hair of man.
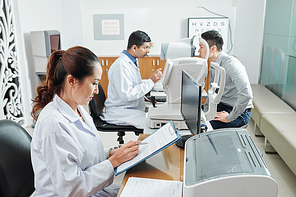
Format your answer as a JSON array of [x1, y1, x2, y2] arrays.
[[31, 46, 99, 122], [127, 30, 151, 49], [201, 30, 224, 51]]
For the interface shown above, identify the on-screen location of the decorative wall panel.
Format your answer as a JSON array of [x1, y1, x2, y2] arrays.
[[0, 0, 24, 123]]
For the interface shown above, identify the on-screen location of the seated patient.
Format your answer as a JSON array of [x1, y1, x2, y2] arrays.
[[199, 30, 253, 129], [31, 46, 140, 197], [102, 30, 162, 129]]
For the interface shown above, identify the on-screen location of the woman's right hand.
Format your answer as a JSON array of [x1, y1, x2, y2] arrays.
[[108, 140, 141, 168]]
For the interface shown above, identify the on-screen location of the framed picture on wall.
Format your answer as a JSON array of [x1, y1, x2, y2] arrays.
[[188, 17, 229, 54], [93, 14, 125, 40]]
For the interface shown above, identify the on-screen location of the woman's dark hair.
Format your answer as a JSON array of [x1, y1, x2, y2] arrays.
[[127, 30, 151, 49], [201, 30, 224, 51], [31, 46, 99, 122]]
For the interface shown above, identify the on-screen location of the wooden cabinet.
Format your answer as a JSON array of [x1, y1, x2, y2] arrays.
[[138, 56, 166, 79], [98, 57, 118, 98]]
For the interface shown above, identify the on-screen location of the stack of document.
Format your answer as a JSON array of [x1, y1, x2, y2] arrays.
[[120, 177, 182, 197]]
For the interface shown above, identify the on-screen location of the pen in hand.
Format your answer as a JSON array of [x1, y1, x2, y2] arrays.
[[137, 142, 149, 146]]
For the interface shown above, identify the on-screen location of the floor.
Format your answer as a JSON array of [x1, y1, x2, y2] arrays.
[[26, 118, 296, 197], [246, 119, 296, 197]]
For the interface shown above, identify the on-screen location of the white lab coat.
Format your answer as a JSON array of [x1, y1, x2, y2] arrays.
[[31, 94, 118, 197], [102, 52, 154, 129]]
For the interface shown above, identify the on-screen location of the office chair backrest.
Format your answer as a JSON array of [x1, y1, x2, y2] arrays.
[[88, 82, 144, 145], [89, 83, 106, 117], [0, 119, 35, 197]]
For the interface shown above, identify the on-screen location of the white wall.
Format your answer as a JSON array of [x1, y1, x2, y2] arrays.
[[234, 0, 266, 84], [61, 0, 83, 49], [16, 0, 65, 96], [13, 0, 265, 126], [13, 0, 65, 125], [80, 5, 236, 56]]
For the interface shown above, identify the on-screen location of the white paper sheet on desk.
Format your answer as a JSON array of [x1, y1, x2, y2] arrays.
[[120, 177, 182, 197], [115, 121, 180, 175]]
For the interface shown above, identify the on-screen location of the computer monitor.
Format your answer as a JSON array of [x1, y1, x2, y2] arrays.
[[181, 70, 202, 135], [175, 70, 202, 148], [31, 30, 61, 58], [31, 30, 61, 78]]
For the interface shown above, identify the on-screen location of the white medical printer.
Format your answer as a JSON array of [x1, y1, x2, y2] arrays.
[[183, 128, 278, 197]]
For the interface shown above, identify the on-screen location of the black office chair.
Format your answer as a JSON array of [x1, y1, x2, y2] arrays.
[[89, 83, 143, 145], [0, 119, 35, 197]]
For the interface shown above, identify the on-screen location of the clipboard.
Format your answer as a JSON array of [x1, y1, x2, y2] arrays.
[[115, 121, 181, 175]]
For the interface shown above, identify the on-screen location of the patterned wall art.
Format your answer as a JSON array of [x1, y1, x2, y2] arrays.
[[0, 0, 24, 124]]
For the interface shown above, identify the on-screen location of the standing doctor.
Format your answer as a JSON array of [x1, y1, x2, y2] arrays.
[[103, 30, 162, 129]]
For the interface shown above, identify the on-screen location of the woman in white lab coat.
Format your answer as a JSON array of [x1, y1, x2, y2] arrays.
[[30, 46, 140, 197]]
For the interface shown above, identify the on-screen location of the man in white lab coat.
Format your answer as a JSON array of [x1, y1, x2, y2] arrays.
[[102, 30, 163, 129]]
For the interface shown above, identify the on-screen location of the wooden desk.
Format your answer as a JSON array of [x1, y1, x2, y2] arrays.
[[118, 134, 184, 196]]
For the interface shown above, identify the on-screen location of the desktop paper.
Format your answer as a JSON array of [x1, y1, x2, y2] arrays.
[[120, 177, 182, 197]]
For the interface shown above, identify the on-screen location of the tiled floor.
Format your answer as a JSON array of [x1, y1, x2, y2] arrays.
[[246, 119, 296, 197], [26, 118, 296, 196]]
